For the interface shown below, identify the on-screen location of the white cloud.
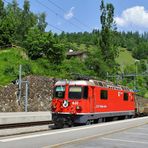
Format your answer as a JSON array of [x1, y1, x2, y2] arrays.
[[114, 17, 126, 26], [114, 6, 148, 28], [64, 7, 75, 20]]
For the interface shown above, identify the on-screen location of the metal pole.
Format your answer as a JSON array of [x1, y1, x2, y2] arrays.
[[134, 63, 136, 90], [18, 65, 22, 103], [25, 81, 28, 112], [106, 72, 108, 82], [134, 60, 139, 90]]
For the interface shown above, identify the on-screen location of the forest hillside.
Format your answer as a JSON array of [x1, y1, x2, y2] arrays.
[[0, 0, 147, 99]]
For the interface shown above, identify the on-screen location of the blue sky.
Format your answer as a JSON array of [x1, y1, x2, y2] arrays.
[[4, 0, 148, 33]]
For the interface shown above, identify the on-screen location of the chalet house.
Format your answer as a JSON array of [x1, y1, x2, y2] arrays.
[[66, 50, 88, 61]]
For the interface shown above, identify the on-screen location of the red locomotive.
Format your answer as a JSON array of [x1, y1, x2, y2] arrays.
[[52, 79, 135, 128]]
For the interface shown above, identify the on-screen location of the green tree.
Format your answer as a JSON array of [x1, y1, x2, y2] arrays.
[[20, 0, 30, 39], [59, 58, 93, 78], [85, 47, 109, 78], [24, 27, 64, 64], [24, 27, 48, 59], [0, 0, 7, 47], [133, 41, 148, 60], [46, 43, 64, 65], [99, 0, 118, 72], [38, 13, 47, 32], [18, 0, 37, 42], [5, 0, 22, 44], [0, 0, 5, 18]]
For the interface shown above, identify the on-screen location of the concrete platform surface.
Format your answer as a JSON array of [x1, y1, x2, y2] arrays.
[[0, 117, 147, 148], [0, 112, 51, 125]]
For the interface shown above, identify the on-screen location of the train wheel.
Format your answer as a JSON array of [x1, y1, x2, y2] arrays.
[[98, 118, 103, 123], [125, 115, 130, 119], [69, 123, 74, 127], [63, 124, 69, 128], [113, 117, 118, 121], [67, 120, 74, 127], [86, 120, 91, 125], [54, 122, 64, 129]]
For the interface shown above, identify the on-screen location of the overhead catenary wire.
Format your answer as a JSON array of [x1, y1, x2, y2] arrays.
[[3, 0, 64, 32], [47, 0, 92, 30], [3, 0, 9, 4], [48, 23, 63, 32], [36, 0, 83, 31]]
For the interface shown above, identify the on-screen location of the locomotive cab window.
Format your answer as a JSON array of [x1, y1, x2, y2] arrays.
[[54, 86, 65, 99], [100, 90, 108, 100], [69, 86, 82, 99], [83, 86, 88, 99], [124, 92, 128, 101]]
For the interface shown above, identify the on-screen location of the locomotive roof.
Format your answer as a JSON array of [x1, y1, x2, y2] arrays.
[[55, 80, 134, 92], [55, 80, 95, 86]]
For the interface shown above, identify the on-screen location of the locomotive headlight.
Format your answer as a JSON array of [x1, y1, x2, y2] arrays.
[[76, 106, 82, 110]]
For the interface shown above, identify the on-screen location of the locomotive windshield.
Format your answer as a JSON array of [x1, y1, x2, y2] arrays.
[[69, 86, 82, 99], [54, 86, 65, 99]]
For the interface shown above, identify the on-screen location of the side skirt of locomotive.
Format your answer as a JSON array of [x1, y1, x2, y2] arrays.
[[52, 111, 135, 128]]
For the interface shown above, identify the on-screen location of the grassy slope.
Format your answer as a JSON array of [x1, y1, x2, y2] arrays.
[[0, 46, 90, 86], [0, 47, 136, 86], [116, 48, 148, 98], [0, 48, 53, 86], [116, 47, 136, 68], [0, 48, 21, 85]]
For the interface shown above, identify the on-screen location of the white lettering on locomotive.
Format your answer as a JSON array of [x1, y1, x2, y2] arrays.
[[96, 105, 107, 108], [72, 101, 79, 105]]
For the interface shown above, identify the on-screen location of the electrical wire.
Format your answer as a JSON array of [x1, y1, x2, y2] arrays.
[[3, 0, 64, 32], [36, 0, 83, 31], [48, 23, 63, 32], [3, 0, 9, 4], [47, 0, 92, 30]]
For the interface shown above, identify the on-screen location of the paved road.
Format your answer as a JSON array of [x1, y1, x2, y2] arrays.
[[0, 117, 147, 148]]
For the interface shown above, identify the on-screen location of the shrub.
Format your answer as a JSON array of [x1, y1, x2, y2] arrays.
[[4, 66, 15, 76]]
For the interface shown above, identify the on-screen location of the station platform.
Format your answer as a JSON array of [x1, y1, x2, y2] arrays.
[[0, 112, 51, 125]]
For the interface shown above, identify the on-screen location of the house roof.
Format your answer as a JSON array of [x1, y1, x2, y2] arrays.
[[66, 51, 87, 56]]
